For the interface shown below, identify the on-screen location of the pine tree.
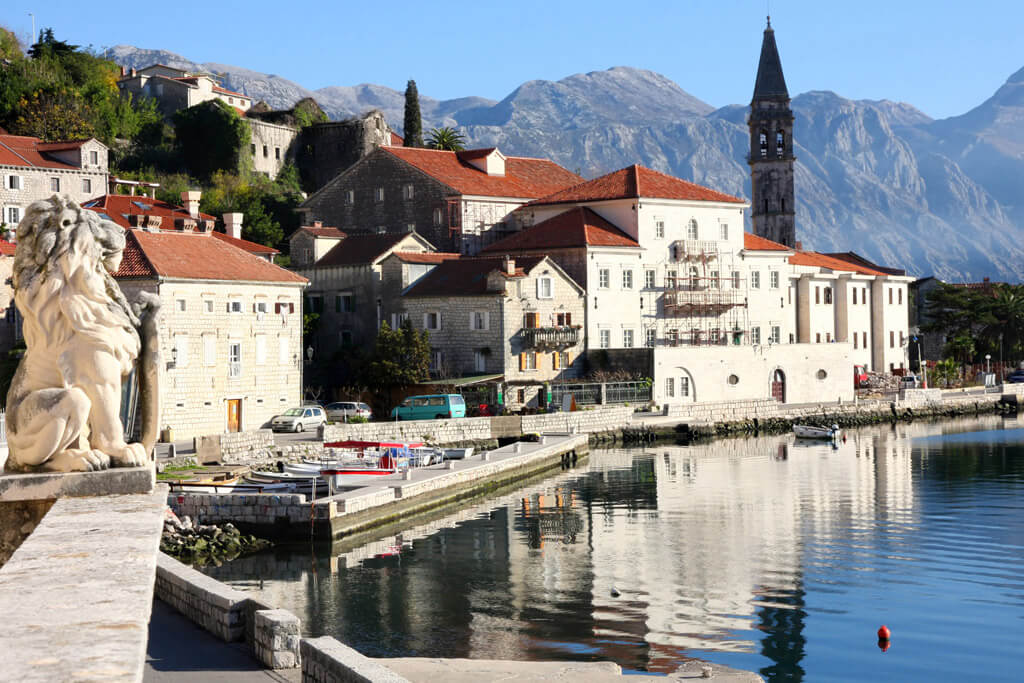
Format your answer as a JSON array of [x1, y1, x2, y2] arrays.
[[403, 79, 423, 148]]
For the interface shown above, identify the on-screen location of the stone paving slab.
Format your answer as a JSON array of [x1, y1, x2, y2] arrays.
[[0, 486, 168, 683], [0, 465, 155, 501]]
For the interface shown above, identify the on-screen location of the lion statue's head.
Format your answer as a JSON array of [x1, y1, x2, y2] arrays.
[[13, 195, 140, 362]]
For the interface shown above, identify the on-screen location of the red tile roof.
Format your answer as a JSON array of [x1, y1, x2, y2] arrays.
[[293, 225, 346, 239], [743, 232, 792, 251], [34, 140, 90, 152], [529, 164, 745, 206], [391, 251, 460, 264], [390, 132, 404, 146], [211, 231, 279, 254], [789, 251, 887, 276], [0, 134, 93, 170], [456, 148, 497, 160], [315, 233, 411, 267], [404, 256, 544, 298], [116, 229, 305, 284], [822, 251, 906, 276], [0, 239, 16, 256], [482, 207, 639, 253], [381, 147, 583, 199], [82, 195, 215, 228]]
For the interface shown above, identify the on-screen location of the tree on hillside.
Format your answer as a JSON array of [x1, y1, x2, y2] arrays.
[[403, 80, 423, 148], [12, 87, 94, 140], [427, 126, 466, 151], [173, 100, 250, 178], [28, 28, 78, 60]]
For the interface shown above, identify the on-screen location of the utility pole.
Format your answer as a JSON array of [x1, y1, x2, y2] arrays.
[[27, 13, 35, 46]]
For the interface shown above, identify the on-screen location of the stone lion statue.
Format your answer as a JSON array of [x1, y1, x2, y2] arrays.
[[4, 196, 161, 473]]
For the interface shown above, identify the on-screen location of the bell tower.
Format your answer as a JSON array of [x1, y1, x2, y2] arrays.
[[749, 17, 796, 248]]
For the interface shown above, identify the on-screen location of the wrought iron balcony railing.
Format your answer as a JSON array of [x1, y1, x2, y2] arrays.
[[522, 326, 580, 348]]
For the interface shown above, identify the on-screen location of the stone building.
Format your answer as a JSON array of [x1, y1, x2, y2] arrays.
[[297, 111, 397, 192], [116, 64, 253, 118], [293, 231, 450, 357], [749, 18, 796, 248], [1, 134, 108, 228], [83, 192, 307, 440], [288, 223, 346, 268], [247, 119, 299, 179], [298, 146, 583, 254], [399, 256, 586, 410]]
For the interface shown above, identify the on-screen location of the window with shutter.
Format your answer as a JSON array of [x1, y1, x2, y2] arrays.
[[519, 353, 525, 371], [552, 352, 560, 369]]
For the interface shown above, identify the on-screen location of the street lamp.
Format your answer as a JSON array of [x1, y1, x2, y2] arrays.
[[306, 346, 314, 363], [986, 354, 991, 374]]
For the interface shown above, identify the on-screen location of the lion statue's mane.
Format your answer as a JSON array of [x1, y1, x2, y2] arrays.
[[5, 196, 160, 473]]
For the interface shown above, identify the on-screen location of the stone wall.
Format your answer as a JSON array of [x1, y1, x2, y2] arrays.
[[301, 147, 455, 252], [155, 553, 301, 669], [247, 119, 299, 179], [168, 491, 309, 527], [301, 637, 411, 683], [299, 111, 393, 193], [321, 406, 634, 444]]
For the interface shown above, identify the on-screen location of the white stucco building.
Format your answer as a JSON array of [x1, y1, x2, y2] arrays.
[[116, 64, 252, 118], [485, 164, 912, 407]]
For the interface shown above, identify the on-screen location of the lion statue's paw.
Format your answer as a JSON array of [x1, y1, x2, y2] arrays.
[[108, 442, 149, 468], [43, 449, 111, 473]]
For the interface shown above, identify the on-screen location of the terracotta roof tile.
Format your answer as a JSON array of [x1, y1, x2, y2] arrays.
[[390, 132, 404, 146], [404, 256, 544, 298], [381, 147, 582, 199], [83, 195, 216, 228], [116, 229, 305, 284], [211, 231, 279, 254], [789, 251, 887, 276], [822, 251, 906, 276], [743, 232, 792, 251], [0, 239, 16, 256], [482, 207, 639, 253], [315, 233, 410, 267], [294, 225, 346, 239], [0, 134, 95, 170], [530, 164, 745, 206], [391, 251, 460, 264]]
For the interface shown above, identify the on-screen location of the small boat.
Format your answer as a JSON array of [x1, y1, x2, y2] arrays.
[[794, 423, 840, 440], [443, 447, 474, 460]]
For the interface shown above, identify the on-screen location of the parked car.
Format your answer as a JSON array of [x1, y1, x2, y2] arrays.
[[1007, 369, 1024, 384], [271, 406, 326, 433], [326, 401, 372, 422], [899, 374, 920, 389], [390, 394, 467, 421]]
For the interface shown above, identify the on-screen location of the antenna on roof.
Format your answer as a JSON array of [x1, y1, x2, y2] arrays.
[[766, 0, 771, 27]]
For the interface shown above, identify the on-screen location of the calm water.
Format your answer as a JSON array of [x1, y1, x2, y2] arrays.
[[206, 416, 1024, 681]]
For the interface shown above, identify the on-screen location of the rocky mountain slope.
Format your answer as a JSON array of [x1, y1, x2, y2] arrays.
[[104, 45, 1024, 281]]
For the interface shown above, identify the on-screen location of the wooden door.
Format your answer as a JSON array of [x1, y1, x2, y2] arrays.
[[771, 371, 785, 403], [227, 399, 241, 432]]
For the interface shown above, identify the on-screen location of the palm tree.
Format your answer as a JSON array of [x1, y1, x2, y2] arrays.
[[427, 127, 467, 151]]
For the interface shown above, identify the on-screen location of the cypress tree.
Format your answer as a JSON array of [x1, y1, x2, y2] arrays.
[[403, 79, 423, 148]]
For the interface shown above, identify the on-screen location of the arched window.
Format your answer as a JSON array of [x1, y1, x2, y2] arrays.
[[759, 130, 768, 158], [686, 218, 698, 240], [776, 130, 785, 157]]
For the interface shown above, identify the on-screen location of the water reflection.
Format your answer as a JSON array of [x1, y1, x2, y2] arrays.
[[205, 415, 1024, 681]]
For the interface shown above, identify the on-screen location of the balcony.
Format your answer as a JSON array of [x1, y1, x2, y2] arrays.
[[523, 326, 580, 349], [663, 288, 746, 315]]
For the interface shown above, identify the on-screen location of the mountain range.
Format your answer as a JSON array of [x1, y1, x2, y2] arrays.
[[103, 45, 1024, 282]]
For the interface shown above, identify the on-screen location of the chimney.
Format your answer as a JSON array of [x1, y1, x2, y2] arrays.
[[223, 213, 244, 240], [181, 191, 201, 219], [129, 67, 136, 78], [120, 66, 127, 77], [504, 256, 516, 275], [313, 221, 322, 228]]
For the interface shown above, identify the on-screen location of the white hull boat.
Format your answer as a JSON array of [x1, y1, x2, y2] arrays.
[[793, 424, 840, 440]]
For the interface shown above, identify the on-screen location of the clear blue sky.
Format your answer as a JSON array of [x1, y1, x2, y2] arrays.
[[2, 0, 1021, 119]]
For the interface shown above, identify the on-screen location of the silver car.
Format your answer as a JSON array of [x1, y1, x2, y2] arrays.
[[326, 401, 372, 422], [271, 406, 326, 433]]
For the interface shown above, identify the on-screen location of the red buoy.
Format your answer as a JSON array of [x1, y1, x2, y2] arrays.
[[877, 625, 891, 640]]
